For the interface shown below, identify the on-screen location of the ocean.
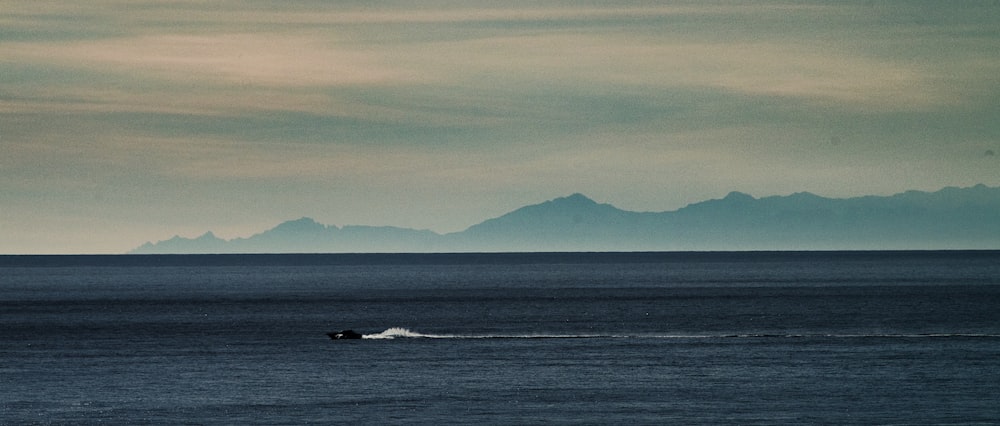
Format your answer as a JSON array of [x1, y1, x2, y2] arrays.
[[2, 251, 999, 424]]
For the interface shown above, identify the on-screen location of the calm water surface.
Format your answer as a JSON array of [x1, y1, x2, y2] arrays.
[[2, 251, 999, 424]]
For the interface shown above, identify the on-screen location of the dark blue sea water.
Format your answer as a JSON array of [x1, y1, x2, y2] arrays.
[[2, 251, 999, 424]]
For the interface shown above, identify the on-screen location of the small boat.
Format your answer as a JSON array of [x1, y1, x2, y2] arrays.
[[327, 329, 363, 340]]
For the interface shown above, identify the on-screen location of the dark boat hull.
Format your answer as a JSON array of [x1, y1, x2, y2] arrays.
[[327, 329, 363, 340]]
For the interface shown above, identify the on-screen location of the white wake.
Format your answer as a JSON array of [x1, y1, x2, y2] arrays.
[[357, 328, 1000, 340], [361, 327, 630, 339], [362, 327, 451, 339]]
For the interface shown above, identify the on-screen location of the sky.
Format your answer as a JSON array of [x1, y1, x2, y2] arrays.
[[3, 1, 999, 254]]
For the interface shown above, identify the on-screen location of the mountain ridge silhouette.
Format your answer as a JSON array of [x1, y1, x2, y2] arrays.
[[130, 184, 1000, 253]]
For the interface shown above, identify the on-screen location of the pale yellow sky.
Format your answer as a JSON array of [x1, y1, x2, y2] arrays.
[[2, 1, 999, 253]]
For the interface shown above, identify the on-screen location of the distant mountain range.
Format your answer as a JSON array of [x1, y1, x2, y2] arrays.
[[130, 184, 1000, 253]]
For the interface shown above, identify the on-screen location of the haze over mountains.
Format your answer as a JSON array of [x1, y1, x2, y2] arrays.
[[131, 185, 1000, 253]]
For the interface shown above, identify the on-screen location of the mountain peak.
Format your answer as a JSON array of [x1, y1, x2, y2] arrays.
[[196, 231, 221, 241], [551, 193, 598, 205], [723, 191, 754, 202], [271, 217, 326, 233]]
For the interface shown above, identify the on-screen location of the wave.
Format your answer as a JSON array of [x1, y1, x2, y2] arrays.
[[359, 328, 1000, 340]]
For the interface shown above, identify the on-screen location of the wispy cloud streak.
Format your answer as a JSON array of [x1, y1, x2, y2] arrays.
[[2, 1, 999, 253]]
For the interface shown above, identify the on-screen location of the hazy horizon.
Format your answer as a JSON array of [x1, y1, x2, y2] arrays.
[[131, 183, 1000, 254], [4, 2, 999, 254]]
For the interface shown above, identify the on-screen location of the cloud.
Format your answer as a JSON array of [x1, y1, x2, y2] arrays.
[[3, 1, 1000, 253], [393, 33, 951, 112], [3, 1, 992, 124], [5, 33, 411, 88]]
